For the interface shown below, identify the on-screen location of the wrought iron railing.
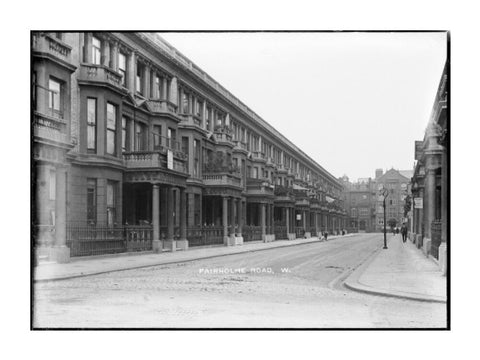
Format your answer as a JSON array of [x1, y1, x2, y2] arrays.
[[274, 226, 287, 240], [243, 225, 263, 242], [431, 220, 442, 259], [66, 224, 127, 257], [295, 227, 305, 238], [187, 227, 224, 247]]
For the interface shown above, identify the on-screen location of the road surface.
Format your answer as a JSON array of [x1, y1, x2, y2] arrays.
[[33, 233, 446, 328]]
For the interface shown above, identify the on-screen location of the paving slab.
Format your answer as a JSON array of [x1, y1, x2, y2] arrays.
[[34, 234, 355, 282], [344, 235, 447, 303]]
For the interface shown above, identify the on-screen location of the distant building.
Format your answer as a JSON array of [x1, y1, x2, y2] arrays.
[[411, 61, 448, 274], [340, 176, 376, 233], [375, 168, 412, 232], [341, 168, 412, 233]]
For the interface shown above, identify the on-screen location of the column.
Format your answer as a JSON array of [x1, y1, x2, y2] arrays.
[[285, 207, 290, 234], [270, 204, 275, 236], [237, 200, 243, 236], [223, 196, 228, 239], [230, 198, 236, 237], [179, 88, 184, 114], [143, 64, 150, 98], [152, 184, 160, 240], [103, 40, 110, 67], [179, 188, 187, 240], [315, 212, 318, 236], [84, 32, 92, 63], [425, 168, 436, 239], [266, 203, 271, 234], [162, 76, 168, 101], [261, 203, 266, 239], [167, 186, 174, 240], [128, 51, 136, 93], [54, 167, 69, 263], [170, 76, 178, 104], [111, 41, 118, 71], [302, 210, 306, 231], [441, 149, 448, 243], [152, 184, 161, 252]]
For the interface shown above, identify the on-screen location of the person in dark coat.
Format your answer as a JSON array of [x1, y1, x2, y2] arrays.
[[401, 223, 408, 243]]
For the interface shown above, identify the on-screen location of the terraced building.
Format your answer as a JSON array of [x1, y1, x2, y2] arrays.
[[32, 32, 346, 263]]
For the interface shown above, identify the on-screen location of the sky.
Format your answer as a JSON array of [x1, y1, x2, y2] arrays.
[[160, 32, 447, 182]]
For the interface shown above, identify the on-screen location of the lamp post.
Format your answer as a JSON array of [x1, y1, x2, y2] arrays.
[[380, 187, 389, 249]]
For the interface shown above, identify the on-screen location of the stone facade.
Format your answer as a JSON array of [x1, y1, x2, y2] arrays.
[[32, 32, 347, 263], [411, 62, 448, 275]]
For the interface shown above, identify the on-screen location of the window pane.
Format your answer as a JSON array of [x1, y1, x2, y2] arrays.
[[107, 130, 115, 154], [118, 53, 126, 70], [87, 99, 96, 124], [48, 79, 60, 110], [87, 126, 96, 149], [107, 103, 116, 129]]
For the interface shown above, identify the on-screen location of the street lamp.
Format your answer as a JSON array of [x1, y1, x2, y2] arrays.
[[380, 187, 389, 249]]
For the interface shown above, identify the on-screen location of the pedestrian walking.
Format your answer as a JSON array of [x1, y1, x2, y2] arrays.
[[324, 231, 328, 241], [401, 223, 408, 243]]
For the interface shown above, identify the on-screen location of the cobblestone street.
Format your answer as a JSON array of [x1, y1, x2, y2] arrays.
[[34, 234, 446, 328]]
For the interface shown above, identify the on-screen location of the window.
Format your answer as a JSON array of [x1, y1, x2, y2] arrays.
[[106, 181, 116, 227], [182, 137, 189, 171], [155, 76, 161, 99], [166, 79, 171, 101], [87, 98, 97, 151], [206, 107, 211, 130], [121, 117, 129, 152], [49, 170, 56, 200], [106, 103, 117, 155], [48, 78, 61, 113], [118, 52, 127, 86], [182, 93, 189, 113], [87, 178, 96, 224], [135, 122, 147, 151], [195, 99, 202, 117], [253, 167, 258, 179], [167, 128, 176, 149], [194, 139, 200, 177], [92, 36, 101, 65], [153, 125, 162, 150], [136, 63, 143, 94]]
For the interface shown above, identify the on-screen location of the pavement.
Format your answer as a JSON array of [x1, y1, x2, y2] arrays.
[[34, 233, 354, 282], [344, 234, 447, 303]]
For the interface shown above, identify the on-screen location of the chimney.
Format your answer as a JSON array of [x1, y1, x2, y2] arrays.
[[375, 168, 383, 179]]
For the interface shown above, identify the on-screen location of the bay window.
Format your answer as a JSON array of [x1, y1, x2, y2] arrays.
[[106, 103, 117, 155]]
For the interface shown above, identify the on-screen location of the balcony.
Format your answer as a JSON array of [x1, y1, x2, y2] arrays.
[[213, 125, 234, 145], [78, 64, 126, 94], [203, 173, 242, 188], [251, 151, 266, 162], [123, 151, 187, 174], [233, 140, 248, 152], [179, 114, 203, 129], [33, 111, 69, 146], [274, 185, 295, 203], [276, 164, 288, 173], [246, 178, 274, 197], [147, 99, 178, 118], [32, 33, 75, 71]]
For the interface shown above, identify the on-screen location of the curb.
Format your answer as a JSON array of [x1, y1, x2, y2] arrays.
[[343, 247, 447, 304], [35, 234, 357, 283]]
